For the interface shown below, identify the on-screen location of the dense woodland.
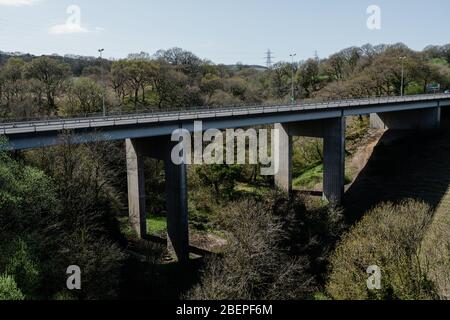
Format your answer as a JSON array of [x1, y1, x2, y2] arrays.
[[1, 43, 450, 300], [1, 43, 450, 120]]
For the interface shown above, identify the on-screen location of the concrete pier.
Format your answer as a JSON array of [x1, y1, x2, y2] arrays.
[[323, 117, 346, 205], [274, 123, 292, 193], [126, 137, 190, 262], [126, 139, 147, 238], [164, 146, 189, 262]]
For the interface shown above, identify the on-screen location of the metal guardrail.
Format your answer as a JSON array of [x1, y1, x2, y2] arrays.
[[0, 93, 449, 135]]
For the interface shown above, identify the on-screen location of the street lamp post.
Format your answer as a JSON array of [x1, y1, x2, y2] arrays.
[[290, 53, 297, 104], [399, 56, 407, 96], [98, 49, 106, 116]]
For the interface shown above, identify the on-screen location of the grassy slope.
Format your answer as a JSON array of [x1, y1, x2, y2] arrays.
[[343, 128, 450, 299], [421, 189, 450, 299]]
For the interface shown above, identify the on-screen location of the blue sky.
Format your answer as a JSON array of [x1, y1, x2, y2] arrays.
[[0, 0, 449, 64]]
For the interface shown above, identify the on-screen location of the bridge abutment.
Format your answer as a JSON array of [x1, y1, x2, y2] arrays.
[[370, 107, 441, 130], [274, 117, 346, 205], [126, 137, 189, 263]]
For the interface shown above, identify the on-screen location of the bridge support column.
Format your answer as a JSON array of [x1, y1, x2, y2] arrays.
[[164, 150, 189, 263], [125, 137, 189, 263], [274, 123, 292, 193], [370, 107, 441, 130], [323, 117, 346, 205], [126, 139, 147, 238]]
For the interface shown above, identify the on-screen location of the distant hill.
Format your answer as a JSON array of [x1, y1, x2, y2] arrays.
[[0, 51, 268, 76], [225, 64, 268, 72], [0, 51, 104, 76]]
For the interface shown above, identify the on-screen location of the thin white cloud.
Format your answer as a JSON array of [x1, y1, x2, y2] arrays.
[[0, 0, 41, 6], [49, 24, 105, 35], [49, 23, 89, 35]]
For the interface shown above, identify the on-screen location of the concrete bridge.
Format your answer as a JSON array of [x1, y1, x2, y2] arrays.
[[1, 93, 450, 262]]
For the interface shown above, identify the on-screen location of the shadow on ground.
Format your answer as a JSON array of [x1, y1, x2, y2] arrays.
[[118, 234, 218, 300], [344, 126, 450, 223]]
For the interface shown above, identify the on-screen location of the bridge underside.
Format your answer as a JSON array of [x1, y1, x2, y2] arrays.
[[370, 107, 441, 130], [274, 117, 346, 205]]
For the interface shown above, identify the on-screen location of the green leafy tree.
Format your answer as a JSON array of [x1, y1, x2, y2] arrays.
[[200, 73, 223, 102], [24, 57, 71, 113], [195, 165, 242, 201], [124, 58, 156, 107], [0, 275, 25, 301], [327, 200, 437, 300], [63, 77, 103, 116]]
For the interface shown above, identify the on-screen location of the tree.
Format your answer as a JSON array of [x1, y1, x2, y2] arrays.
[[200, 73, 223, 102], [0, 71, 4, 114], [154, 47, 203, 81], [224, 77, 247, 99], [298, 58, 321, 97], [152, 62, 188, 109], [64, 77, 103, 116], [187, 199, 314, 300], [24, 57, 71, 114], [415, 60, 443, 93], [327, 200, 437, 300], [124, 59, 156, 107], [268, 62, 291, 100], [195, 165, 242, 201], [325, 53, 346, 81], [0, 138, 57, 299], [0, 275, 25, 301], [0, 58, 26, 108], [154, 47, 201, 67], [127, 51, 152, 61], [26, 135, 126, 299]]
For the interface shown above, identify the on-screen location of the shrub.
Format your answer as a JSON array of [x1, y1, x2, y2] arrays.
[[4, 240, 40, 297], [49, 228, 126, 300], [264, 191, 346, 283], [0, 275, 25, 301], [326, 200, 438, 300], [187, 199, 315, 300]]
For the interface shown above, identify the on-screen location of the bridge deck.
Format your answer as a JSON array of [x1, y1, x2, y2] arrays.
[[1, 94, 450, 136], [1, 94, 450, 150]]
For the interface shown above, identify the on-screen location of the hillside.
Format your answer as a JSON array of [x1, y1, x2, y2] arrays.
[[342, 124, 450, 299]]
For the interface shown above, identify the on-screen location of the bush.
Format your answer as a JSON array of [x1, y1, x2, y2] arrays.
[[53, 230, 126, 300], [187, 199, 315, 300], [326, 200, 438, 300], [4, 240, 40, 297], [195, 165, 242, 202], [264, 191, 346, 282], [0, 275, 25, 301], [21, 136, 127, 299]]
